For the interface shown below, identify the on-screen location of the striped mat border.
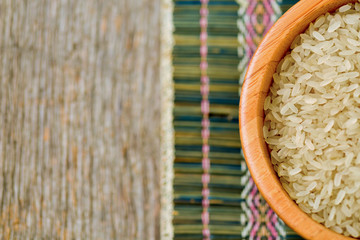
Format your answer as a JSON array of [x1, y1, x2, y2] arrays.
[[172, 0, 301, 239]]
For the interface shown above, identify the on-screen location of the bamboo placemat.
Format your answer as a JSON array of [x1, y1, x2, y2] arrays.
[[170, 0, 302, 239]]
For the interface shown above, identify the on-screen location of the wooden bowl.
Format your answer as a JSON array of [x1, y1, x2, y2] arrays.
[[239, 0, 358, 239]]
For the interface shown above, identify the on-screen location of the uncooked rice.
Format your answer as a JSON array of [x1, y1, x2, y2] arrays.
[[263, 2, 360, 238]]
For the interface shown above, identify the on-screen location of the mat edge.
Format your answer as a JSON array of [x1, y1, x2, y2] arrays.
[[160, 0, 175, 239]]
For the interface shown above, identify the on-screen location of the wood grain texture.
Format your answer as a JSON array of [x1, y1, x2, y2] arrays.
[[0, 0, 160, 239], [239, 0, 356, 239]]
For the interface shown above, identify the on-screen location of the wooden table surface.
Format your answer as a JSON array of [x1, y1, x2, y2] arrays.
[[0, 0, 160, 239]]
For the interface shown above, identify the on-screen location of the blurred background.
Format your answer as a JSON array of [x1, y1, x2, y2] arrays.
[[0, 0, 301, 240], [0, 0, 160, 239]]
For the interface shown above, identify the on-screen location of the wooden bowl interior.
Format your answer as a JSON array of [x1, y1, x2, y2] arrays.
[[240, 0, 357, 239]]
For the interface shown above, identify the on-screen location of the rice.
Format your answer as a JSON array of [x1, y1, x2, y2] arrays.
[[264, 2, 360, 238]]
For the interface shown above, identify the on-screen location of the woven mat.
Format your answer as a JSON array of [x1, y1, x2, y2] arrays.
[[170, 0, 303, 239]]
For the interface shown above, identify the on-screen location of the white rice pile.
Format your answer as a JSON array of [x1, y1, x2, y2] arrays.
[[263, 2, 360, 238]]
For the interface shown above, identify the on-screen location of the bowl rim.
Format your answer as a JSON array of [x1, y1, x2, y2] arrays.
[[239, 0, 357, 239]]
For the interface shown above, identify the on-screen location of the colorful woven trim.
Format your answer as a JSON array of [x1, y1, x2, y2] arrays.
[[238, 0, 286, 239], [238, 0, 302, 239]]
